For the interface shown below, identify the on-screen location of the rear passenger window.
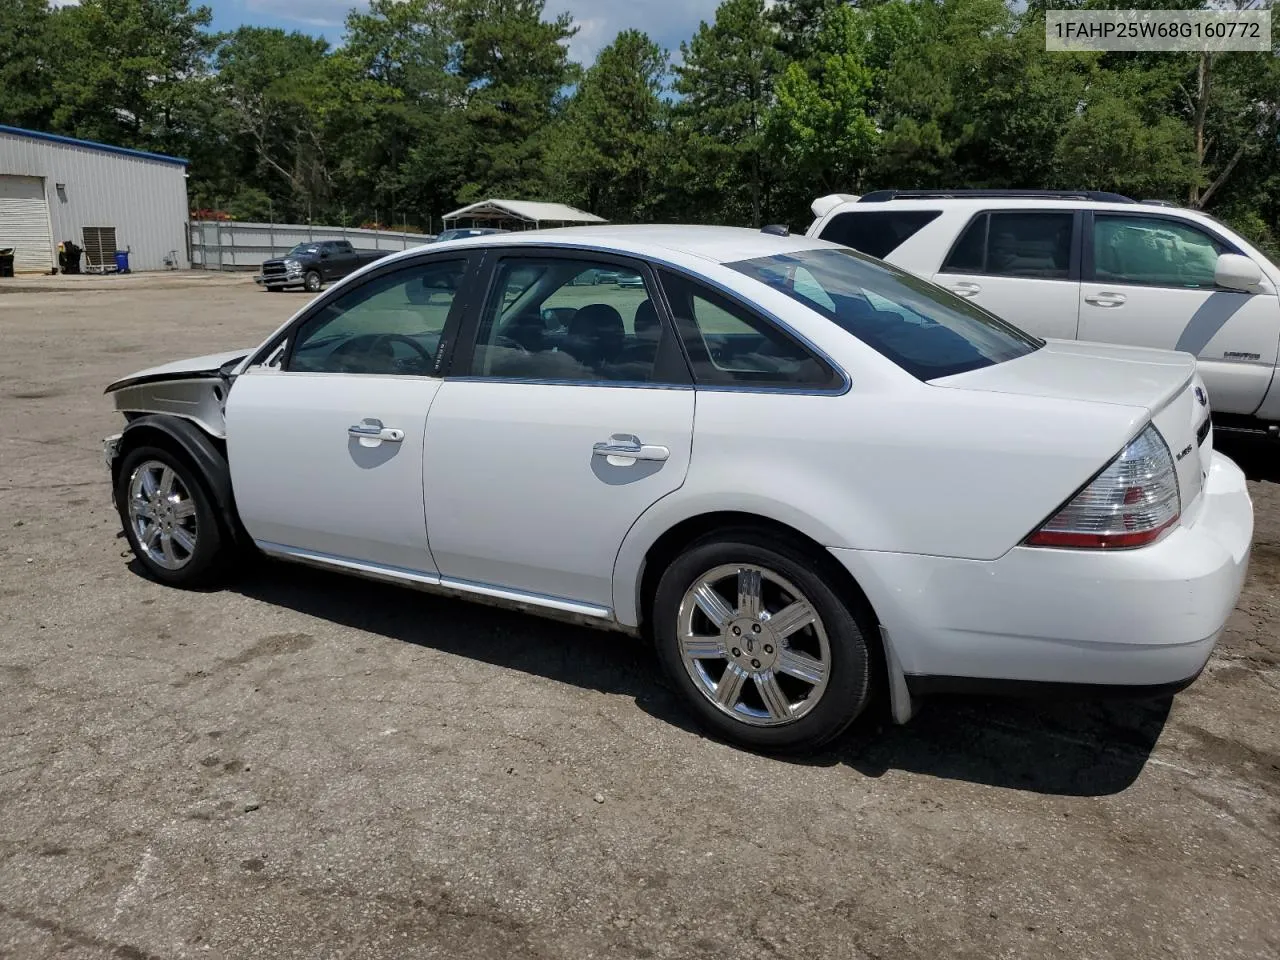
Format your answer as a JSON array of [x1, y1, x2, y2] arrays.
[[942, 212, 1074, 280], [468, 257, 670, 383], [659, 270, 836, 389], [819, 210, 941, 259]]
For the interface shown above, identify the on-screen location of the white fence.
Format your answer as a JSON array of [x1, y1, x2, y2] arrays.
[[189, 220, 432, 272]]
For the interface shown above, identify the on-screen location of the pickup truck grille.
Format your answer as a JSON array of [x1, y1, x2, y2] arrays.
[[261, 261, 288, 277]]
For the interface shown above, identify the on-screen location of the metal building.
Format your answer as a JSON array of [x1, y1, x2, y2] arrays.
[[0, 125, 189, 274]]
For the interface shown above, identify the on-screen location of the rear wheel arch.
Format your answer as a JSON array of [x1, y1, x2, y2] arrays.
[[634, 511, 879, 642]]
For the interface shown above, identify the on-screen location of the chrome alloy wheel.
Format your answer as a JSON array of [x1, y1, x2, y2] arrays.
[[676, 564, 831, 727], [127, 460, 199, 570]]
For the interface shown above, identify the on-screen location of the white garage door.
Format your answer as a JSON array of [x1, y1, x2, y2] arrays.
[[0, 175, 54, 273]]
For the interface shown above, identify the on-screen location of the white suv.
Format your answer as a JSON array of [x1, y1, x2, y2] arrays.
[[807, 190, 1280, 439]]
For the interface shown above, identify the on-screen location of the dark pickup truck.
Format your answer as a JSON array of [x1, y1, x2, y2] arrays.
[[255, 240, 390, 293]]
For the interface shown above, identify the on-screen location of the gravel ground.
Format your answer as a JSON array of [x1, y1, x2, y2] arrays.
[[1, 274, 1278, 960]]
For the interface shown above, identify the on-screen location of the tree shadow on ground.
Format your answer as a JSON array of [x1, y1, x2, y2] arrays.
[[231, 560, 1170, 799]]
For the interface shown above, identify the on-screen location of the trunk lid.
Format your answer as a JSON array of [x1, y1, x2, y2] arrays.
[[934, 339, 1210, 513]]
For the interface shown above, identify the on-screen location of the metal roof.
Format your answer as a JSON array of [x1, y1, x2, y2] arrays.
[[442, 199, 606, 225], [0, 125, 188, 167]]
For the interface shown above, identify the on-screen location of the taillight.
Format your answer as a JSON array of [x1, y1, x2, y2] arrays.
[[1026, 424, 1180, 549]]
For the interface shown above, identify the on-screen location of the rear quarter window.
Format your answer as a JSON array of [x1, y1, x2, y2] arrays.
[[818, 210, 941, 259], [729, 247, 1042, 381]]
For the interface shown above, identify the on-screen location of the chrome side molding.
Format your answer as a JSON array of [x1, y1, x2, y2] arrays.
[[254, 541, 629, 633]]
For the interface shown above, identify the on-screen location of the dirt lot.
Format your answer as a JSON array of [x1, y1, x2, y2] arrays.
[[1, 274, 1278, 960]]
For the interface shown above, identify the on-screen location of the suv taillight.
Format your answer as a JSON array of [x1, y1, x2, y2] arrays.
[[1026, 424, 1180, 549]]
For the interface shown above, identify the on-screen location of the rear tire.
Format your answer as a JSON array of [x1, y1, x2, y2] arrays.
[[115, 445, 229, 587], [653, 530, 873, 752]]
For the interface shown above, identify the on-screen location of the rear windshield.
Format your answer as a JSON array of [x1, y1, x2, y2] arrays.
[[728, 247, 1042, 380]]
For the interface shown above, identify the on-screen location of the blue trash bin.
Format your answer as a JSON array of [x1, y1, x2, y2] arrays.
[[114, 250, 130, 273]]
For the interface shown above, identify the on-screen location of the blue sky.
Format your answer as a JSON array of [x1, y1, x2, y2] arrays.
[[206, 0, 725, 64]]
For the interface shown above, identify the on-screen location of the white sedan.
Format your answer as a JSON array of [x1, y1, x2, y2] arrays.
[[103, 226, 1253, 751]]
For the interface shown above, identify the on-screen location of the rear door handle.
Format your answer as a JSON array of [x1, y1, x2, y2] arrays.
[[593, 434, 670, 463], [1085, 292, 1127, 308], [946, 281, 981, 298], [349, 418, 404, 444]]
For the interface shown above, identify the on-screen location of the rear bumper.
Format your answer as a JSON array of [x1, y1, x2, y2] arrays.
[[832, 451, 1253, 690]]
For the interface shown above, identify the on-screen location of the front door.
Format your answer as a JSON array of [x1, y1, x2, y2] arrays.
[[1077, 212, 1280, 415], [931, 209, 1082, 340], [226, 256, 473, 574], [422, 252, 694, 610]]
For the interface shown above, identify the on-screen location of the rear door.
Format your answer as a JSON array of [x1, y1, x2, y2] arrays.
[[1078, 211, 1280, 415], [932, 209, 1082, 340], [422, 250, 694, 611]]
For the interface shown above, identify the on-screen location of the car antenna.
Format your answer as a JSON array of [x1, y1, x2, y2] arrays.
[[761, 224, 790, 237]]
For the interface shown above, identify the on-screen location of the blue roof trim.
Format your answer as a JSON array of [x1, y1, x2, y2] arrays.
[[0, 125, 189, 167]]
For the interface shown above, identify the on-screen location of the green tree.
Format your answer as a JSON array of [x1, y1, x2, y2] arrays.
[[674, 0, 783, 226], [211, 27, 336, 221], [0, 0, 55, 130], [769, 5, 877, 210], [549, 30, 669, 222], [47, 0, 216, 156], [340, 0, 465, 227], [453, 0, 578, 202]]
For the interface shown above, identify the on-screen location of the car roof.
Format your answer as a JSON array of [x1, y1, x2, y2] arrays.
[[406, 225, 834, 266], [820, 196, 1196, 216]]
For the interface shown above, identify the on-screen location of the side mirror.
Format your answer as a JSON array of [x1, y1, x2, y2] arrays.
[[1215, 253, 1261, 292]]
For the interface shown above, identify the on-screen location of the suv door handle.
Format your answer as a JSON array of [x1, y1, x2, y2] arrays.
[[593, 434, 670, 463], [947, 282, 981, 298], [1085, 292, 1127, 308], [349, 418, 404, 444]]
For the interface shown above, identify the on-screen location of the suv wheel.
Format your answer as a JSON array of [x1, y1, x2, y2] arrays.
[[116, 446, 227, 586], [653, 531, 873, 752]]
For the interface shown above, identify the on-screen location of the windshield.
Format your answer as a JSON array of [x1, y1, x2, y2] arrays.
[[728, 247, 1042, 380], [287, 244, 320, 256]]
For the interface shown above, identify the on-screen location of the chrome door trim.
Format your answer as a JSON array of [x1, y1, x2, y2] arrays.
[[255, 541, 624, 630]]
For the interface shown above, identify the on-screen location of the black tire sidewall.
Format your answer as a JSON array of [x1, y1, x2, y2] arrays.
[[305, 271, 321, 292], [115, 445, 225, 586], [653, 533, 873, 752]]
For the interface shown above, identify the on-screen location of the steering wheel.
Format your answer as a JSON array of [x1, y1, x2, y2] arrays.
[[494, 335, 530, 355], [368, 333, 433, 365]]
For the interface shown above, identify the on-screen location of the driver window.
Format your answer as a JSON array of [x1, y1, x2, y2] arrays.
[[468, 258, 665, 383], [288, 260, 465, 376], [1093, 215, 1225, 288]]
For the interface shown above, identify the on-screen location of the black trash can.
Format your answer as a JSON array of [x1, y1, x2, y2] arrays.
[[58, 242, 83, 275], [0, 248, 15, 279]]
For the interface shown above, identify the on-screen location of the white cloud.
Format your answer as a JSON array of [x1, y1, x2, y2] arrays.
[[234, 0, 724, 62], [550, 0, 722, 62], [243, 0, 353, 28]]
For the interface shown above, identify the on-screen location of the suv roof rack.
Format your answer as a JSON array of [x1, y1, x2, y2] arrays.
[[857, 189, 1135, 204]]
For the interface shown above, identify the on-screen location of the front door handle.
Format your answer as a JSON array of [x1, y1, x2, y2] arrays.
[[1085, 292, 1127, 308], [947, 281, 981, 298], [593, 434, 670, 463], [349, 418, 404, 444]]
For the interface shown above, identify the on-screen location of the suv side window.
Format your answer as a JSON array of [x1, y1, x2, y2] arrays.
[[819, 210, 941, 259], [658, 270, 835, 388], [942, 212, 1074, 280], [1092, 214, 1225, 288], [288, 259, 466, 375], [467, 257, 671, 383]]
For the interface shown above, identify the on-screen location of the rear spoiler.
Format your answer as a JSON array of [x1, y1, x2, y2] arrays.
[[810, 194, 860, 219]]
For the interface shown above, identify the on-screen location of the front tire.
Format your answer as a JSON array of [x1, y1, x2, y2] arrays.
[[304, 270, 322, 293], [653, 531, 873, 752], [115, 446, 228, 586]]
